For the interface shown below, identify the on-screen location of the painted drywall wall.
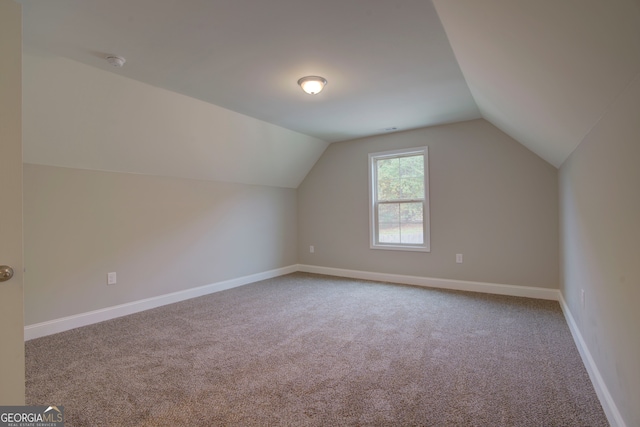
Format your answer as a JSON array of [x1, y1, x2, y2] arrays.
[[22, 50, 328, 189], [298, 119, 559, 288], [23, 164, 297, 325], [559, 73, 640, 427], [0, 0, 25, 405]]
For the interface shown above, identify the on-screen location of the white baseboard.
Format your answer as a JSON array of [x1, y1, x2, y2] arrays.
[[558, 294, 626, 427], [24, 265, 297, 341], [297, 264, 560, 301], [26, 264, 558, 341], [22, 263, 560, 340]]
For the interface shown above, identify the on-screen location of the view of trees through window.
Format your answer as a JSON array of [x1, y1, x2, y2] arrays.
[[375, 154, 424, 244]]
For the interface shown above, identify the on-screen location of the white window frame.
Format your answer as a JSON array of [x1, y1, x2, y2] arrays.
[[368, 146, 430, 252]]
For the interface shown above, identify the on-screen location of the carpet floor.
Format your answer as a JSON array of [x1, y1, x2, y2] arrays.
[[26, 273, 608, 426]]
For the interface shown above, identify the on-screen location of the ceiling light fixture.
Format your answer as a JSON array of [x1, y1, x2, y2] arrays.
[[297, 76, 327, 95], [106, 55, 126, 67]]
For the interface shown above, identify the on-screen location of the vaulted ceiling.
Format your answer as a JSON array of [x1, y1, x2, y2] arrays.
[[433, 0, 640, 167], [19, 0, 640, 169]]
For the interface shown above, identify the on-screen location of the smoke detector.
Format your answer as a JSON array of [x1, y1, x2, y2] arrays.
[[106, 55, 126, 67]]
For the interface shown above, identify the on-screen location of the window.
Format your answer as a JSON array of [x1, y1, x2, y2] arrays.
[[369, 146, 430, 252]]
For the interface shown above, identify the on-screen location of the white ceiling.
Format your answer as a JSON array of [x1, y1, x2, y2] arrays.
[[433, 0, 640, 167], [19, 0, 480, 143], [19, 0, 640, 168]]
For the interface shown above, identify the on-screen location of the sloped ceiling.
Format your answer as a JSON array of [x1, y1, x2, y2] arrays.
[[22, 52, 329, 189], [19, 0, 640, 178], [19, 0, 480, 143], [433, 0, 640, 167]]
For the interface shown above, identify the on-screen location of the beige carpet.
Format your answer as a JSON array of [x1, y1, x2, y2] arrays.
[[26, 273, 608, 426]]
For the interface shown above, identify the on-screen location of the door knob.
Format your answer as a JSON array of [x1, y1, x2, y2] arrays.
[[0, 265, 14, 282]]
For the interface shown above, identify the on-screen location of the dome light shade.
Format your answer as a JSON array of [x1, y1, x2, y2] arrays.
[[297, 76, 327, 95]]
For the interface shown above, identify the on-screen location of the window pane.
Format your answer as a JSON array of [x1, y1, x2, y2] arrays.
[[400, 176, 424, 199], [377, 158, 400, 201], [399, 155, 424, 179], [378, 203, 423, 244], [399, 155, 424, 199], [377, 155, 424, 201], [378, 203, 400, 243], [400, 202, 423, 244]]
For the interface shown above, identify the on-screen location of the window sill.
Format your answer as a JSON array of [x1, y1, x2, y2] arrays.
[[370, 244, 430, 253]]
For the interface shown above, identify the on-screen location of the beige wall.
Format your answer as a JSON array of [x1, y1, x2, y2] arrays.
[[21, 48, 308, 327], [23, 164, 297, 325], [559, 73, 640, 427], [0, 0, 24, 405], [298, 119, 559, 288]]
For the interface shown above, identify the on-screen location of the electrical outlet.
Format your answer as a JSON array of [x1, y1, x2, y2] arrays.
[[310, 245, 315, 254], [107, 272, 117, 285], [456, 254, 463, 264]]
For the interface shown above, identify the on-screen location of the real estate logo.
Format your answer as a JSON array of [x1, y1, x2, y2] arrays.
[[0, 406, 64, 427]]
